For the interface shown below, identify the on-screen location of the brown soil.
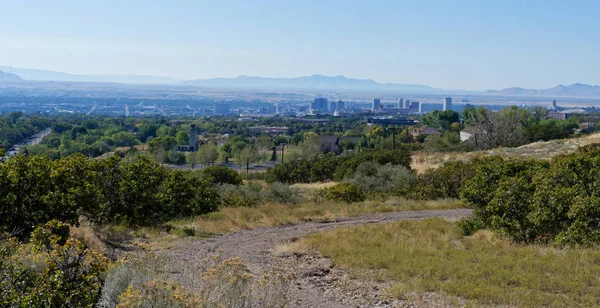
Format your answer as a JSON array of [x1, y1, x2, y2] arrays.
[[158, 208, 472, 307]]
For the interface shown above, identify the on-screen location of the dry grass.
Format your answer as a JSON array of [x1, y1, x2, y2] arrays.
[[412, 132, 600, 173], [70, 221, 107, 254], [291, 181, 337, 191], [300, 218, 600, 307], [171, 198, 464, 236]]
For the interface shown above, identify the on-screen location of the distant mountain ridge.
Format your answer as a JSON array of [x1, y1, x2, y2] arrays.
[[0, 70, 22, 81], [486, 83, 600, 97], [0, 66, 180, 85], [182, 74, 442, 92]]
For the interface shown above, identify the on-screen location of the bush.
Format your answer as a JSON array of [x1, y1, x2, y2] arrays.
[[265, 148, 411, 185], [0, 154, 222, 236], [318, 183, 365, 204], [334, 149, 411, 181], [218, 183, 263, 208], [0, 222, 109, 307], [458, 217, 486, 236], [200, 166, 243, 185], [346, 162, 414, 195], [264, 182, 303, 204], [460, 144, 600, 246], [99, 255, 292, 308], [406, 158, 494, 200]]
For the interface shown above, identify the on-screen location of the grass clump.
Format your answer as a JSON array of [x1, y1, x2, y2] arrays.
[[302, 218, 600, 307], [168, 198, 465, 237]]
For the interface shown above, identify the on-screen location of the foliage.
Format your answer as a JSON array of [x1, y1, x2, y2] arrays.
[[318, 182, 365, 204], [0, 112, 52, 149], [263, 182, 303, 204], [199, 165, 243, 185], [217, 183, 263, 208], [333, 149, 411, 181], [0, 222, 109, 307], [461, 144, 600, 246], [0, 154, 220, 236], [346, 162, 413, 195], [422, 110, 459, 131]]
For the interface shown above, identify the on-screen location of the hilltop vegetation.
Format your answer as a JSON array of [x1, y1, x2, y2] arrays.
[[1, 108, 600, 306]]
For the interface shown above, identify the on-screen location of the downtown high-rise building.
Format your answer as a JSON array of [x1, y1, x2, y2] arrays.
[[443, 97, 452, 111], [373, 98, 381, 110], [311, 98, 328, 112], [214, 103, 230, 115]]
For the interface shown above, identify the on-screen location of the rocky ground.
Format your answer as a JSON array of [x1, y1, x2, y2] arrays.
[[158, 208, 472, 307]]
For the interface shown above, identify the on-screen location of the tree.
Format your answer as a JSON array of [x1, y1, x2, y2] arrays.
[[176, 130, 189, 145], [299, 133, 322, 159], [469, 107, 527, 149], [423, 110, 460, 131], [199, 142, 219, 166]]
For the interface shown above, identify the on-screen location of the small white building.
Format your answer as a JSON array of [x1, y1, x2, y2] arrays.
[[460, 127, 484, 142]]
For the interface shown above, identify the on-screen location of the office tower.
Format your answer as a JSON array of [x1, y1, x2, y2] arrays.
[[214, 103, 230, 115], [398, 99, 404, 108], [552, 99, 557, 110], [443, 97, 452, 111], [417, 102, 422, 114], [311, 98, 328, 112], [405, 99, 411, 108], [337, 100, 345, 110], [373, 98, 381, 110], [276, 104, 281, 114]]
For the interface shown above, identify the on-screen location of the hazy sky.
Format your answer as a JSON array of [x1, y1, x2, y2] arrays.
[[1, 0, 599, 90]]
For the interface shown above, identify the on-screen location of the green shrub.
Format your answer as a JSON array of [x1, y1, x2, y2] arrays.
[[334, 149, 411, 181], [218, 183, 263, 208], [0, 154, 222, 236], [460, 144, 600, 246], [347, 162, 414, 195], [318, 183, 365, 204], [264, 182, 303, 204], [458, 217, 486, 236], [200, 165, 243, 185], [0, 223, 109, 307]]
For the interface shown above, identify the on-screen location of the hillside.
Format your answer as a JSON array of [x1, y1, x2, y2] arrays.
[[0, 70, 22, 81], [486, 83, 600, 97], [412, 132, 600, 173], [0, 66, 180, 84]]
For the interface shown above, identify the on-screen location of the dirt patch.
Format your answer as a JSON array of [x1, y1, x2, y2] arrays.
[[157, 209, 472, 307]]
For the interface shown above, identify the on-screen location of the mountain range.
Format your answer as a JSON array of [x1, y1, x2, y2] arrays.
[[485, 83, 600, 98], [182, 74, 441, 92], [2, 66, 600, 97], [0, 70, 22, 81], [0, 66, 179, 85]]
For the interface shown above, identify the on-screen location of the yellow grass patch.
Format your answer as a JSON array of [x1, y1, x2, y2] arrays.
[[301, 218, 600, 306]]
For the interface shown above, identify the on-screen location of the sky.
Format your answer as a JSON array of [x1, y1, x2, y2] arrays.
[[0, 0, 599, 90]]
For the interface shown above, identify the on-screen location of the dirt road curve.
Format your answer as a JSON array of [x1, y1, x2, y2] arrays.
[[161, 208, 473, 307]]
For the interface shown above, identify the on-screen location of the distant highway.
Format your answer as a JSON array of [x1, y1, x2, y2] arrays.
[[3, 128, 52, 160]]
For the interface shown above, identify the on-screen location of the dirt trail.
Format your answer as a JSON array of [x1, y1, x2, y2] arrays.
[[159, 208, 472, 307]]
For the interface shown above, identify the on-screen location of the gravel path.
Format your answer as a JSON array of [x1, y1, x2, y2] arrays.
[[159, 208, 473, 307]]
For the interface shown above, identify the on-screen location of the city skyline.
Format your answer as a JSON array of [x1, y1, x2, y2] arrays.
[[1, 0, 599, 90]]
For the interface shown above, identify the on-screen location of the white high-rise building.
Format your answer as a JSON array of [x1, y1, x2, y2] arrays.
[[443, 97, 452, 111]]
